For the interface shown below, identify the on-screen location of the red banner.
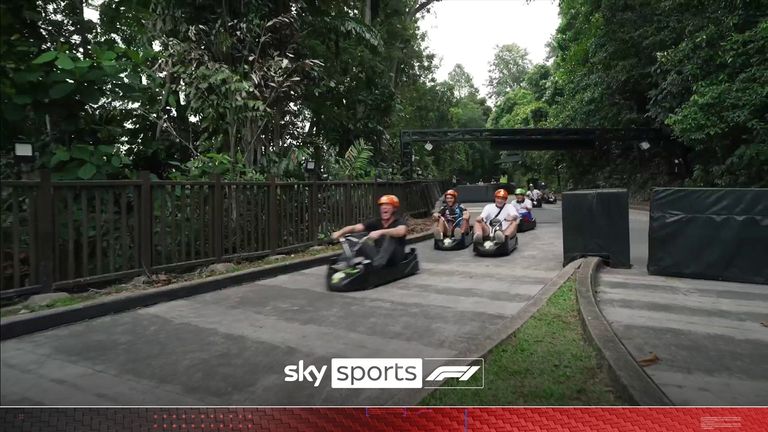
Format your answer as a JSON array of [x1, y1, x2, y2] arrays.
[[2, 407, 766, 431]]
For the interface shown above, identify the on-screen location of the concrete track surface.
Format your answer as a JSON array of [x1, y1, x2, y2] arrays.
[[1, 205, 565, 406]]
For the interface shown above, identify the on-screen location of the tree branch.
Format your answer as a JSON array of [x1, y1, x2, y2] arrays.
[[409, 0, 440, 19]]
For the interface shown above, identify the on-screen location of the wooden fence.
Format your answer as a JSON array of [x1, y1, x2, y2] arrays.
[[1, 171, 448, 297]]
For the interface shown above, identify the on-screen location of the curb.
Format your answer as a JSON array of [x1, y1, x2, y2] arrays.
[[575, 257, 673, 406], [399, 258, 585, 406], [0, 232, 435, 341]]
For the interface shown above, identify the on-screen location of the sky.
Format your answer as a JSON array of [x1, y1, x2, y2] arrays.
[[419, 0, 560, 98]]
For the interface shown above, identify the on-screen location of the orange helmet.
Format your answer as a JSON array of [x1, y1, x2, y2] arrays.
[[444, 189, 458, 198], [494, 189, 509, 200], [377, 194, 400, 208]]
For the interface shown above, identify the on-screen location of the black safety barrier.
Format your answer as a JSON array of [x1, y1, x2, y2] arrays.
[[454, 184, 515, 203], [648, 188, 768, 285], [454, 185, 494, 203], [562, 189, 631, 268]]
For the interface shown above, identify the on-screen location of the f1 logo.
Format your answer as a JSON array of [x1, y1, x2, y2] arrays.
[[425, 366, 480, 382], [423, 358, 484, 389]]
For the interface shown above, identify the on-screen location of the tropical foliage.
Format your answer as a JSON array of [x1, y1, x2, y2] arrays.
[[497, 0, 767, 196], [1, 0, 457, 181], [3, 0, 764, 191]]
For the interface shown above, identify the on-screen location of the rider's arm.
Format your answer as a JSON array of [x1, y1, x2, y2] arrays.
[[460, 205, 470, 220], [475, 205, 489, 223], [332, 223, 365, 239], [504, 206, 519, 222], [433, 204, 447, 221]]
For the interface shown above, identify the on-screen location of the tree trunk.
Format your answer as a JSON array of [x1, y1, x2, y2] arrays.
[[70, 0, 91, 55]]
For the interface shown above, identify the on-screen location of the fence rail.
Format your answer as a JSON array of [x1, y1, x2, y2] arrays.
[[1, 172, 447, 297]]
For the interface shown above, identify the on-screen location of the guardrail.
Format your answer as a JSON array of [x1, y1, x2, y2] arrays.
[[1, 171, 448, 297]]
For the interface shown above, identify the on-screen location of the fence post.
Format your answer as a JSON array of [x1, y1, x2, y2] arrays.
[[372, 177, 378, 216], [344, 182, 353, 225], [310, 181, 319, 245], [139, 171, 153, 273], [36, 170, 54, 293], [269, 177, 278, 253], [212, 175, 224, 260]]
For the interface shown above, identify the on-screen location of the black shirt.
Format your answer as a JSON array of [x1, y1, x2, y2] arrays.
[[363, 216, 407, 251]]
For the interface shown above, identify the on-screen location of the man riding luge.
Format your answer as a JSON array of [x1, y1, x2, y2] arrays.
[[432, 189, 470, 240], [331, 194, 408, 269], [513, 188, 535, 220], [473, 188, 519, 244]]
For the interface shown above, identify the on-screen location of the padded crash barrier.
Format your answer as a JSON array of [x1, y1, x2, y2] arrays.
[[562, 189, 631, 268], [648, 188, 768, 285], [454, 184, 514, 203]]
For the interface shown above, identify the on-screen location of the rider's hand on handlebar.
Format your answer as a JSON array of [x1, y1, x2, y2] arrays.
[[331, 230, 342, 241], [368, 230, 383, 240], [432, 213, 439, 221]]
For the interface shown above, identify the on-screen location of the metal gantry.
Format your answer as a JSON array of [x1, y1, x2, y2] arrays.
[[400, 127, 667, 178]]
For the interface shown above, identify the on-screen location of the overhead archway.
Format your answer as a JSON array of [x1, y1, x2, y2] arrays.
[[399, 127, 667, 178]]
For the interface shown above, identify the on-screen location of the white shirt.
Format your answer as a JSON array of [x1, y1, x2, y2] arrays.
[[512, 199, 533, 215], [479, 203, 519, 230]]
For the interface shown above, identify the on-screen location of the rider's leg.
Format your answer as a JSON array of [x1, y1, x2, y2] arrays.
[[433, 217, 449, 239], [439, 218, 451, 237], [473, 219, 489, 243], [371, 236, 401, 269], [503, 220, 519, 239], [453, 219, 464, 238], [357, 240, 378, 262], [461, 217, 470, 234]]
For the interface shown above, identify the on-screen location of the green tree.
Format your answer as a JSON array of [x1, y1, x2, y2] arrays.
[[523, 63, 552, 102], [447, 64, 479, 99], [486, 43, 532, 101]]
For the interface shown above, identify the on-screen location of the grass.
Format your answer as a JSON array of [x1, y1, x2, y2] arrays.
[[1, 293, 97, 318], [420, 278, 629, 406]]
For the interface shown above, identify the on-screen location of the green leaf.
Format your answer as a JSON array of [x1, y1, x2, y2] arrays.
[[47, 70, 74, 82], [111, 155, 122, 167], [75, 60, 93, 68], [168, 94, 176, 107], [77, 163, 97, 179], [50, 149, 71, 166], [12, 94, 33, 104], [100, 51, 117, 61], [49, 82, 76, 99], [14, 71, 44, 82], [79, 86, 101, 104], [2, 102, 25, 121], [97, 145, 114, 154], [83, 69, 104, 81], [32, 51, 57, 64], [71, 145, 92, 160], [55, 53, 75, 70], [126, 72, 141, 84]]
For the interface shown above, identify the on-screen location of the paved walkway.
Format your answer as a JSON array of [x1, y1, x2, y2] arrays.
[[2, 206, 565, 406], [597, 210, 768, 405]]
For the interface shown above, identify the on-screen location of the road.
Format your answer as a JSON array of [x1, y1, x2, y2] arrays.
[[598, 209, 768, 405], [1, 205, 566, 406]]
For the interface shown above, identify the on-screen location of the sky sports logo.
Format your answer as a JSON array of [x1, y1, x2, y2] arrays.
[[284, 358, 483, 389]]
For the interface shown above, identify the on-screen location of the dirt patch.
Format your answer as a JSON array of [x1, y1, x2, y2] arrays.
[[407, 216, 434, 235]]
